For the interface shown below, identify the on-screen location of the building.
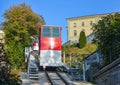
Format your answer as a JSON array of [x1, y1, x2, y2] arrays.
[[0, 29, 5, 43], [66, 12, 120, 44]]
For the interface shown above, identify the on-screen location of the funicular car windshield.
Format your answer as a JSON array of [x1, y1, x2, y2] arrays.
[[52, 27, 60, 37], [42, 27, 60, 37], [42, 27, 50, 37]]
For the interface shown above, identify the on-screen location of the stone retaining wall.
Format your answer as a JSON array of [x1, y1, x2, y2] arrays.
[[93, 58, 120, 85]]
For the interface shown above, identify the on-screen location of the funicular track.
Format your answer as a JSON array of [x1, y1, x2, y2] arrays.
[[45, 69, 69, 85]]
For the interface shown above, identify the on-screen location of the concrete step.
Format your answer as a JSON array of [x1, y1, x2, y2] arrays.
[[29, 73, 39, 79]]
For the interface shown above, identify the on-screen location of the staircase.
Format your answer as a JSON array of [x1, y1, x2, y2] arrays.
[[69, 68, 82, 81], [28, 52, 39, 79]]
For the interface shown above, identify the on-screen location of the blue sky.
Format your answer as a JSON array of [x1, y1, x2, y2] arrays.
[[0, 0, 120, 44]]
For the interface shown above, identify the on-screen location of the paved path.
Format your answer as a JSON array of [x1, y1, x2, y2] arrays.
[[19, 72, 31, 85], [19, 72, 49, 85]]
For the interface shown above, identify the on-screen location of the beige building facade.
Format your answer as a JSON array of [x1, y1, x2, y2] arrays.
[[67, 12, 119, 44], [0, 30, 5, 43]]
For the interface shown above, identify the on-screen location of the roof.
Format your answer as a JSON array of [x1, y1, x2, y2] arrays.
[[67, 12, 120, 20], [83, 50, 99, 60]]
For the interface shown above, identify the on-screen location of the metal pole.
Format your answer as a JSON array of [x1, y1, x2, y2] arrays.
[[83, 60, 86, 81], [70, 54, 72, 68], [76, 55, 79, 69], [63, 52, 65, 64]]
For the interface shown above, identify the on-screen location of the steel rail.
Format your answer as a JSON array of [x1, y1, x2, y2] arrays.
[[56, 71, 70, 85], [45, 70, 68, 85]]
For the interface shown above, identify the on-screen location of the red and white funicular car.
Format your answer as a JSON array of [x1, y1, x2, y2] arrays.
[[39, 25, 62, 68]]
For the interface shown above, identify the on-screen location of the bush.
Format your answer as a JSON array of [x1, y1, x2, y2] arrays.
[[79, 30, 87, 49]]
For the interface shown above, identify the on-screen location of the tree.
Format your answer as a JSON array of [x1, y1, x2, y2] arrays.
[[2, 3, 45, 68], [79, 30, 87, 49], [0, 43, 21, 85], [92, 13, 120, 65]]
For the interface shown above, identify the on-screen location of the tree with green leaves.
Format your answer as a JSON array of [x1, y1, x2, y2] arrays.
[[79, 30, 87, 49], [2, 3, 45, 68], [0, 43, 21, 85], [92, 13, 120, 66]]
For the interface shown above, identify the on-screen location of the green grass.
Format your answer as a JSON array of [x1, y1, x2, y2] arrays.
[[62, 44, 98, 69]]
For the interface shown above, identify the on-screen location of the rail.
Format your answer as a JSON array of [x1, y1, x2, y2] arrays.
[[45, 70, 69, 85]]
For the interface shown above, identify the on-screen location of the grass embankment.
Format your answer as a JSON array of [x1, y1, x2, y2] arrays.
[[62, 44, 97, 68]]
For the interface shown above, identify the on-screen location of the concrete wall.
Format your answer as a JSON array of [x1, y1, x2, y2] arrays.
[[82, 51, 101, 81], [94, 58, 120, 85]]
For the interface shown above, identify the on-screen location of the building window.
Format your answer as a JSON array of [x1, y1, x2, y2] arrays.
[[74, 30, 77, 36], [73, 22, 76, 27], [90, 21, 93, 26], [82, 22, 84, 27]]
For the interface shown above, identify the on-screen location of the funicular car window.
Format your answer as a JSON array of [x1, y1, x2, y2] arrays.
[[52, 27, 60, 37], [42, 27, 50, 37]]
